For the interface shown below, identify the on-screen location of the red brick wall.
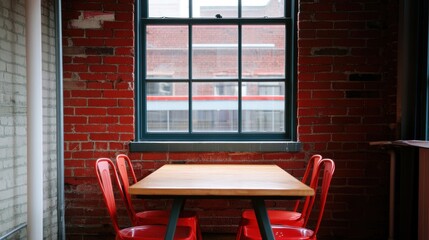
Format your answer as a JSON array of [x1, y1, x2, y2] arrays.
[[62, 0, 398, 239]]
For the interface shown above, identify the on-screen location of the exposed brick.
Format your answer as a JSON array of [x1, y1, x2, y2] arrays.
[[367, 20, 387, 29], [63, 46, 86, 55], [104, 90, 134, 98], [64, 64, 88, 72], [64, 98, 88, 106], [298, 64, 332, 73], [70, 90, 103, 98], [63, 29, 85, 37], [103, 56, 133, 64], [334, 21, 366, 29], [87, 117, 118, 125], [87, 82, 114, 89], [75, 107, 107, 116], [85, 47, 113, 55], [105, 38, 133, 46], [349, 73, 382, 81], [313, 47, 349, 56], [118, 99, 134, 107], [115, 47, 134, 55], [89, 65, 117, 72], [335, 2, 364, 12], [315, 73, 348, 81], [119, 116, 134, 124], [115, 12, 133, 21], [72, 38, 105, 46], [86, 29, 113, 38], [78, 73, 107, 80], [87, 99, 118, 107], [107, 124, 134, 133], [103, 3, 133, 11], [64, 133, 89, 142], [300, 56, 333, 64], [88, 133, 120, 141], [103, 21, 133, 29], [346, 90, 380, 98]]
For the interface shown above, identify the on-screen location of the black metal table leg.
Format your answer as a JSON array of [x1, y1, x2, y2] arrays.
[[252, 198, 275, 240], [164, 198, 184, 240]]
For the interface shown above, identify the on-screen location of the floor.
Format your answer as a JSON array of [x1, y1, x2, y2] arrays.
[[202, 233, 236, 240]]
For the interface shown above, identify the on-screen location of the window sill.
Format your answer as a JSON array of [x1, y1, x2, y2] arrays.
[[129, 141, 301, 152]]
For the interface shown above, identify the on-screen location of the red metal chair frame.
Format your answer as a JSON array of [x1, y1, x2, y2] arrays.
[[241, 158, 336, 240], [236, 154, 323, 240], [116, 154, 202, 239], [95, 158, 194, 240]]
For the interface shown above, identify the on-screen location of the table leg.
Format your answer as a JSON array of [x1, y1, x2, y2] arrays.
[[164, 198, 184, 240], [252, 198, 275, 240]]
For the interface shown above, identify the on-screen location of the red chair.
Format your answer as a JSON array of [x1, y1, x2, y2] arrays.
[[236, 154, 323, 240], [240, 158, 335, 240], [116, 154, 202, 240], [95, 158, 194, 240]]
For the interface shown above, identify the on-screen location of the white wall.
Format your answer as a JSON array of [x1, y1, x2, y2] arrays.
[[0, 0, 58, 238]]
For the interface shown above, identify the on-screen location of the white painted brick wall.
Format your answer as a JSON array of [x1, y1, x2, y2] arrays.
[[42, 0, 58, 239], [0, 0, 58, 238], [0, 1, 28, 237]]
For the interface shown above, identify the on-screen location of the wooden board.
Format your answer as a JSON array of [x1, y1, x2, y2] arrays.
[[129, 164, 314, 197]]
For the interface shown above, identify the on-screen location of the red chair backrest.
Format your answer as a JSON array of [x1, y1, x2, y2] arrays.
[[116, 154, 138, 184], [116, 154, 139, 224], [304, 158, 335, 235], [293, 154, 323, 222], [95, 158, 125, 234]]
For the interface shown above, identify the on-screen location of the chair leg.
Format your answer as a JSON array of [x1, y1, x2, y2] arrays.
[[196, 217, 203, 240], [236, 225, 243, 240]]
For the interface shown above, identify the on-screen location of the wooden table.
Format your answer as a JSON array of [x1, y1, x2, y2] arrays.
[[129, 164, 314, 240]]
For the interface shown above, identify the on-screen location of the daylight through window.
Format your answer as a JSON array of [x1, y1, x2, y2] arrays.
[[136, 0, 296, 141]]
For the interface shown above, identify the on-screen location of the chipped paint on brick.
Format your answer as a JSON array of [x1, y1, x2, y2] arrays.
[[69, 11, 115, 29]]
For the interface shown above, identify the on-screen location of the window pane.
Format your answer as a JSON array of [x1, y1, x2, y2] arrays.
[[242, 0, 284, 18], [192, 82, 238, 132], [149, 0, 189, 17], [147, 82, 189, 132], [242, 25, 285, 79], [193, 0, 238, 18], [192, 26, 238, 79], [242, 82, 285, 132], [147, 26, 188, 79]]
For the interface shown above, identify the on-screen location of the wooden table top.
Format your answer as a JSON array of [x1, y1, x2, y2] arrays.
[[129, 164, 314, 197]]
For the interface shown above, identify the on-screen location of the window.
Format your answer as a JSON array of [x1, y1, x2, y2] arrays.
[[134, 0, 297, 145]]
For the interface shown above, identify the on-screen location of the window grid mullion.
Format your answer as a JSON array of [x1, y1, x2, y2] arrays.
[[189, 0, 193, 18], [238, 0, 242, 134], [238, 0, 242, 18], [238, 24, 242, 133], [188, 23, 193, 133], [285, 0, 291, 18]]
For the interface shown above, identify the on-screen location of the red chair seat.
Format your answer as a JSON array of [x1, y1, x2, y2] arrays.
[[117, 225, 193, 240], [242, 225, 315, 240], [135, 210, 198, 227], [240, 210, 304, 228]]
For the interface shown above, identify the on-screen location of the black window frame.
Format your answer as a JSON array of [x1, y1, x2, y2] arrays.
[[133, 0, 298, 147]]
